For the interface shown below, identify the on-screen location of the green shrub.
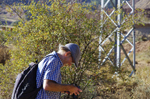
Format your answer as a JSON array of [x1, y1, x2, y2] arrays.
[[1, 0, 102, 98]]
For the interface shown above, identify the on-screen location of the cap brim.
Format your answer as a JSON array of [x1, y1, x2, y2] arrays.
[[71, 51, 78, 67]]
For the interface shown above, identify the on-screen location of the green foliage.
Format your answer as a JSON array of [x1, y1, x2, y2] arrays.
[[0, 31, 6, 43], [1, 0, 102, 98], [0, 0, 144, 98]]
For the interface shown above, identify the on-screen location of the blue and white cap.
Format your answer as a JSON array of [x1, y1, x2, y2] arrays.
[[65, 43, 81, 67]]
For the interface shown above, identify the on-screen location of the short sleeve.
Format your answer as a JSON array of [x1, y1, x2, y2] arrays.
[[43, 57, 61, 83]]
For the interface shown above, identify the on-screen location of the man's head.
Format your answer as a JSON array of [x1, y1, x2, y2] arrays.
[[58, 43, 81, 67]]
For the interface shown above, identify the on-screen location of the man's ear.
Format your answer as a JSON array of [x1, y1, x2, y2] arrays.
[[65, 51, 71, 56]]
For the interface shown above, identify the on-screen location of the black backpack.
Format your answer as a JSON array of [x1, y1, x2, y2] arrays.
[[11, 55, 52, 99], [11, 62, 42, 99]]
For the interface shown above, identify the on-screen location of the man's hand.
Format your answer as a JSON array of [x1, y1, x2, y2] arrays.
[[68, 85, 82, 95]]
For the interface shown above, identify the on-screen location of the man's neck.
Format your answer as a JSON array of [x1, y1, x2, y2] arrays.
[[57, 52, 65, 66]]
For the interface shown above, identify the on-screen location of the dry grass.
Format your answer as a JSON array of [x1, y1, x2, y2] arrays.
[[131, 66, 150, 98], [0, 45, 10, 65], [81, 40, 150, 99]]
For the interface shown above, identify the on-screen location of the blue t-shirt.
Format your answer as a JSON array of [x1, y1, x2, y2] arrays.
[[36, 51, 63, 99]]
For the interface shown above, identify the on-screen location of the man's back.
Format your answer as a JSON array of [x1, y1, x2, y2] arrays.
[[36, 51, 63, 99]]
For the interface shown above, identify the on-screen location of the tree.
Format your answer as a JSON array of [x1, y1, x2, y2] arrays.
[[1, 0, 102, 98]]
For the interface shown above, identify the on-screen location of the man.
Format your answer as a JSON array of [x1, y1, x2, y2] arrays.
[[36, 43, 82, 99]]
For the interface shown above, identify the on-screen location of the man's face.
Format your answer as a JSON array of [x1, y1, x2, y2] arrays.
[[65, 51, 74, 66]]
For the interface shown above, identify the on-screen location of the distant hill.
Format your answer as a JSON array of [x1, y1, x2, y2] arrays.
[[1, 0, 150, 25], [123, 0, 150, 9], [1, 0, 89, 5], [135, 0, 150, 9], [1, 0, 32, 5], [0, 0, 129, 8]]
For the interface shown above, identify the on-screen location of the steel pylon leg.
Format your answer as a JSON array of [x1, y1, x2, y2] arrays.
[[99, 0, 136, 76]]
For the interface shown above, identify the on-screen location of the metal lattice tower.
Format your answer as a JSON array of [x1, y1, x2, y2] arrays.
[[99, 0, 136, 76]]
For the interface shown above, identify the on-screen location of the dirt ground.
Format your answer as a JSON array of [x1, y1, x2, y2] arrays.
[[92, 40, 150, 99], [121, 40, 150, 73]]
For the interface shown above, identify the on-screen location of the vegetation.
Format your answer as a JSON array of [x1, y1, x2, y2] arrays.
[[0, 0, 149, 99], [1, 0, 102, 98]]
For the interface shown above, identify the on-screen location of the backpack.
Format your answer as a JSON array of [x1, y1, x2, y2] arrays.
[[11, 55, 52, 99], [11, 62, 41, 99]]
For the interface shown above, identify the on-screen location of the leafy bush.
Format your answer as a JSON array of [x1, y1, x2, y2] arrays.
[[1, 0, 103, 98]]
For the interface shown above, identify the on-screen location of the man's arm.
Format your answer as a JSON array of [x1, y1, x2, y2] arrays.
[[43, 79, 82, 95]]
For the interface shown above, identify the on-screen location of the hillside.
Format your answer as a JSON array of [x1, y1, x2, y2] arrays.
[[135, 0, 150, 9], [0, 4, 21, 25], [1, 0, 150, 25], [123, 0, 150, 9]]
